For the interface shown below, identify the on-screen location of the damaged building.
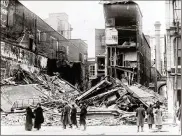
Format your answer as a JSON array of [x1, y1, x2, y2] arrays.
[[100, 1, 151, 86], [0, 0, 88, 91]]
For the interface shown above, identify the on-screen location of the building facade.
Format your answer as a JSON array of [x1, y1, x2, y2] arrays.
[[1, 0, 88, 91], [165, 0, 181, 122], [102, 1, 151, 86], [95, 29, 106, 78], [44, 13, 72, 39]]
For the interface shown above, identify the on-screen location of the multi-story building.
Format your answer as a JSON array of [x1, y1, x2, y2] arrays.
[[0, 0, 88, 91], [44, 13, 72, 39], [95, 29, 106, 78], [101, 1, 151, 86], [165, 0, 181, 122], [1, 0, 68, 77]]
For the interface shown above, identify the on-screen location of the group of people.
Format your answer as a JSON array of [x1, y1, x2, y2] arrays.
[[25, 103, 44, 131], [25, 102, 88, 131], [136, 103, 164, 132], [61, 102, 87, 130], [136, 103, 181, 132]]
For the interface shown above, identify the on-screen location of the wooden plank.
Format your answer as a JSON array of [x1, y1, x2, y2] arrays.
[[114, 66, 134, 74], [76, 80, 109, 101], [116, 79, 149, 107]]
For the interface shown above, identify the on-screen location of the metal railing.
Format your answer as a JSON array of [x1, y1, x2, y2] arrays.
[[12, 98, 41, 109]]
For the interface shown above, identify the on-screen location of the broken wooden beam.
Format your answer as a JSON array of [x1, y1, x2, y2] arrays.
[[76, 80, 111, 101]]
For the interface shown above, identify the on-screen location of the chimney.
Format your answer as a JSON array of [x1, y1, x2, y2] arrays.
[[154, 21, 161, 74]]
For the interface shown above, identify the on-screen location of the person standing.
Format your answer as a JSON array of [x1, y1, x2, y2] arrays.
[[25, 106, 35, 131], [146, 104, 154, 129], [79, 103, 87, 131], [71, 104, 78, 128], [63, 102, 72, 129], [177, 104, 181, 132], [136, 104, 145, 132], [154, 105, 163, 132], [34, 103, 44, 130]]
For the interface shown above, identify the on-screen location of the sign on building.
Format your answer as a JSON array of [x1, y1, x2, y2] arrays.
[[105, 28, 118, 45]]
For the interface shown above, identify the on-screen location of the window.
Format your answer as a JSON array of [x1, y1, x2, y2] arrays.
[[37, 30, 41, 43], [178, 57, 181, 66], [61, 31, 64, 35], [89, 65, 95, 77], [41, 33, 47, 41], [101, 36, 105, 46], [79, 53, 83, 62], [56, 41, 59, 51], [97, 57, 105, 70]]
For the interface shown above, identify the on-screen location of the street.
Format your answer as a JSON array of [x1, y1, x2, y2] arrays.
[[1, 124, 180, 135]]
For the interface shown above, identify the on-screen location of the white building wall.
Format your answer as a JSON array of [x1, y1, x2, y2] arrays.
[[44, 13, 72, 39], [165, 0, 181, 123], [149, 36, 165, 75]]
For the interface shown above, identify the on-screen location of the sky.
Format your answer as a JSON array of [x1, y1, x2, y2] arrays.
[[20, 1, 166, 58]]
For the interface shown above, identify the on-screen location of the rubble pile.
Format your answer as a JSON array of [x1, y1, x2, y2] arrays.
[[75, 77, 167, 125], [1, 67, 80, 112], [1, 113, 25, 126], [87, 117, 124, 126]]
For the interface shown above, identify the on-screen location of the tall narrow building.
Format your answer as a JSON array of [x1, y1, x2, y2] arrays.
[[165, 0, 181, 123], [44, 13, 72, 39]]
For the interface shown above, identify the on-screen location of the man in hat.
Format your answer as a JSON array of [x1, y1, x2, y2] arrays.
[[62, 102, 72, 129], [136, 104, 146, 132]]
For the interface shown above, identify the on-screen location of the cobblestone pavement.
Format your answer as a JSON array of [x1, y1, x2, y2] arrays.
[[1, 124, 181, 135]]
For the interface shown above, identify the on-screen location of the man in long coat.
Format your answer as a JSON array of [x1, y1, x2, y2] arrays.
[[146, 104, 154, 129], [136, 104, 145, 132], [71, 104, 78, 128], [25, 106, 35, 131], [34, 103, 44, 130], [177, 105, 181, 132], [80, 103, 87, 130], [63, 102, 72, 129]]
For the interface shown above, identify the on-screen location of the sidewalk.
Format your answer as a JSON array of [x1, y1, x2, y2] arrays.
[[1, 124, 180, 135]]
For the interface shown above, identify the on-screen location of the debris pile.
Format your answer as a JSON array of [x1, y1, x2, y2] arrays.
[[1, 67, 80, 112], [1, 113, 25, 126], [75, 76, 167, 125], [76, 77, 166, 112]]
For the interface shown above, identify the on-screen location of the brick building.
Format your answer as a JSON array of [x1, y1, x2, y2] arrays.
[[0, 0, 88, 91]]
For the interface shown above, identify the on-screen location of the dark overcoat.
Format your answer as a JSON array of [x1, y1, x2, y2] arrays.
[[136, 107, 145, 127], [147, 107, 154, 125], [71, 107, 77, 125], [63, 104, 71, 126], [34, 107, 44, 129], [80, 106, 87, 125], [25, 107, 35, 131]]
